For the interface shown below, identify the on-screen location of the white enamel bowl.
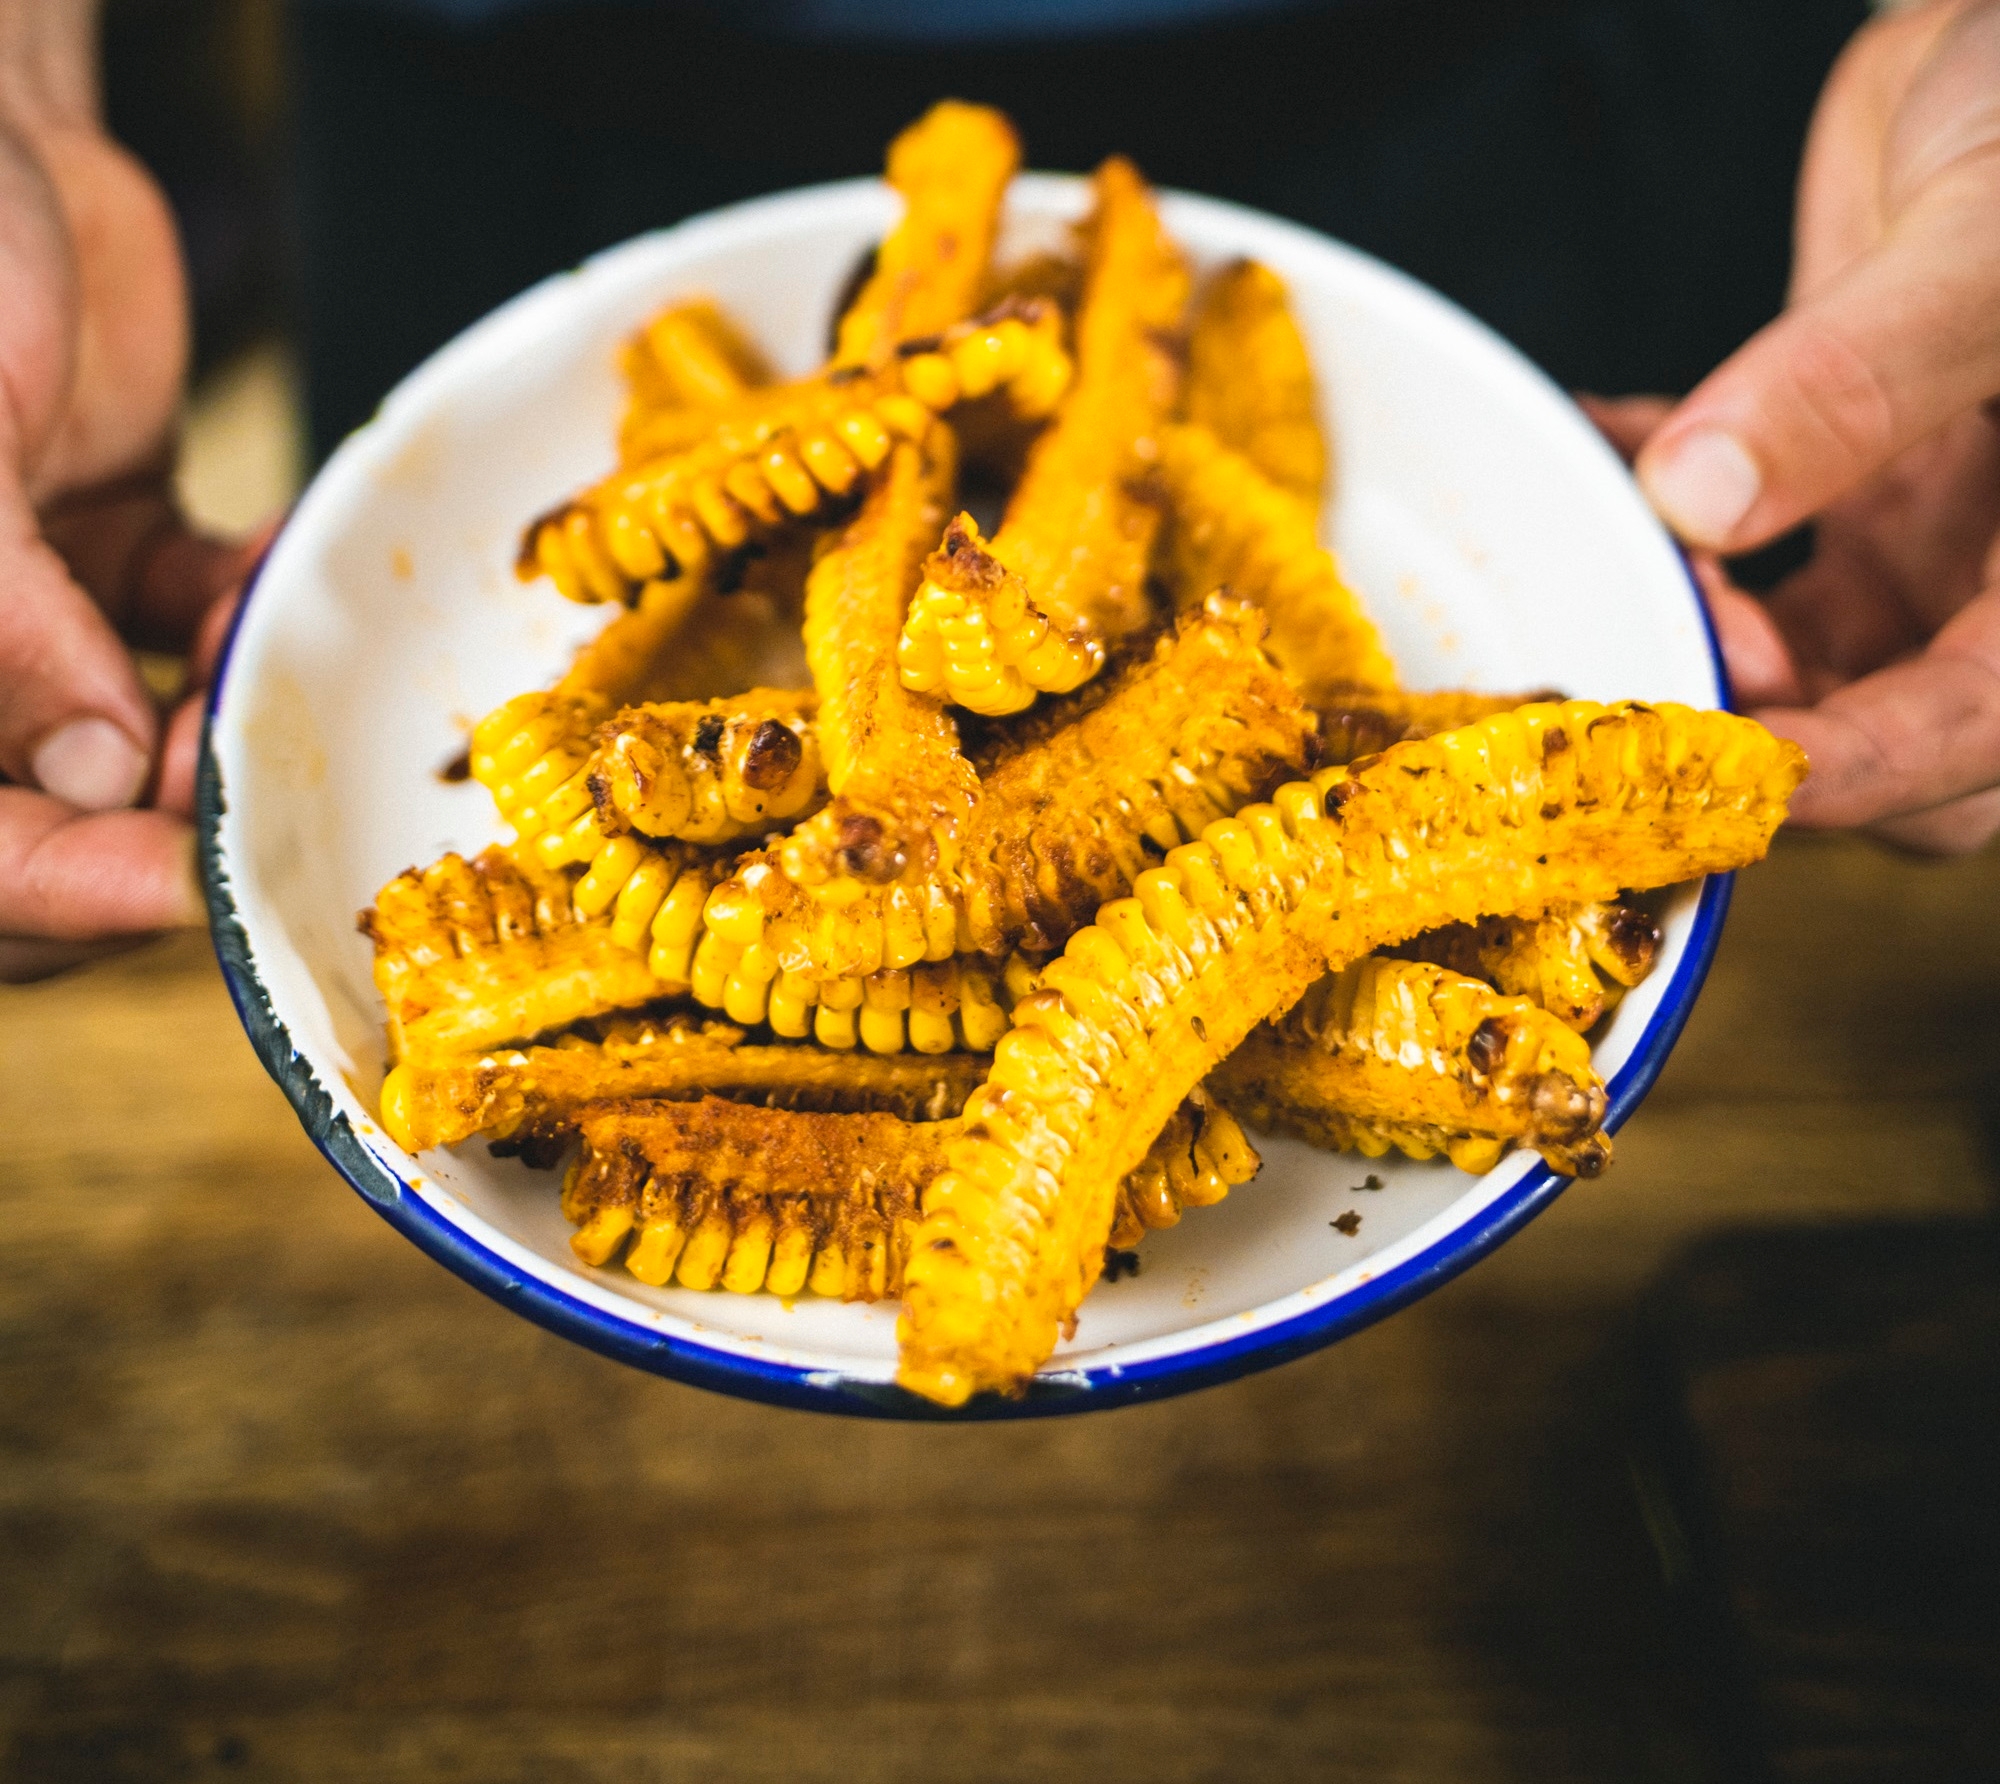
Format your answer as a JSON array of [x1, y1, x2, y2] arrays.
[[200, 175, 1726, 1418]]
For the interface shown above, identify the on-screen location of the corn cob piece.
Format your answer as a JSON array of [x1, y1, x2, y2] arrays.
[[1104, 1087, 1260, 1248], [519, 303, 1069, 608], [1159, 422, 1397, 701], [1315, 685, 1558, 766], [583, 689, 825, 846], [361, 843, 726, 1062], [379, 1015, 989, 1153], [1394, 901, 1662, 1033], [897, 157, 1189, 715], [773, 428, 979, 896], [1186, 259, 1327, 512], [618, 297, 772, 464], [832, 100, 1019, 368], [562, 1088, 1258, 1297], [1212, 958, 1612, 1178], [703, 592, 1314, 987], [896, 700, 1807, 1404]]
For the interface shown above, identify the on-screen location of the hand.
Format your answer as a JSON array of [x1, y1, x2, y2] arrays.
[[1590, 0, 2000, 854], [0, 22, 265, 982]]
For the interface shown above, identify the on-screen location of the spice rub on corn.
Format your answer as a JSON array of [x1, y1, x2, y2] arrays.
[[898, 156, 1188, 715], [1160, 422, 1396, 700], [896, 702, 1806, 1405], [701, 592, 1315, 987], [1213, 958, 1612, 1178], [380, 1016, 988, 1153], [1186, 259, 1328, 512], [562, 1089, 1259, 1297]]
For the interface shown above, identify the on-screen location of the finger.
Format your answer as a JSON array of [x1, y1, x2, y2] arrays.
[[155, 691, 204, 819], [39, 470, 270, 650], [0, 478, 159, 809], [0, 933, 148, 986], [1637, 17, 2000, 550], [1754, 580, 2000, 827], [1687, 557, 1807, 707], [0, 786, 201, 939], [1575, 394, 1674, 465], [1868, 781, 2000, 856]]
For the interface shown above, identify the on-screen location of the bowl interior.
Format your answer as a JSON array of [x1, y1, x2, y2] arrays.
[[206, 174, 1720, 1408]]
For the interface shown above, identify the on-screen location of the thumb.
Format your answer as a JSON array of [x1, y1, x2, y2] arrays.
[[1636, 9, 2000, 550], [0, 478, 159, 813]]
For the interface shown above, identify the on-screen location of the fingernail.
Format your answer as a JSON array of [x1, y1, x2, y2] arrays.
[[30, 717, 150, 811], [1640, 428, 1761, 545]]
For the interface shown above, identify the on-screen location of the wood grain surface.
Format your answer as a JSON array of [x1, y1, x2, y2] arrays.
[[3, 832, 1996, 1783]]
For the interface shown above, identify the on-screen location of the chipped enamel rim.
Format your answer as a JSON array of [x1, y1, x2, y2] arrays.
[[199, 179, 1730, 1420]]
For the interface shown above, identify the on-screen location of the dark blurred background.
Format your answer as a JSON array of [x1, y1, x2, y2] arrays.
[[110, 0, 1868, 461]]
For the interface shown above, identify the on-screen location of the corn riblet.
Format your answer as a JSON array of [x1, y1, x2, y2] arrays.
[[1212, 958, 1612, 1178], [1186, 259, 1327, 512], [361, 847, 695, 1063], [896, 700, 1807, 1405], [563, 1089, 1258, 1297], [833, 101, 1020, 367], [1159, 422, 1397, 700], [1315, 685, 1556, 766], [584, 689, 825, 846], [618, 297, 772, 464], [1105, 1087, 1261, 1247], [1394, 901, 1662, 1033], [772, 430, 979, 905], [897, 157, 1188, 716], [703, 593, 1314, 989], [379, 1016, 988, 1153]]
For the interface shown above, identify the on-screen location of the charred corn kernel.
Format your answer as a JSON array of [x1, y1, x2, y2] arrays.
[[908, 1007, 959, 1054], [1159, 421, 1397, 701], [571, 1205, 634, 1267], [897, 702, 1807, 1405], [589, 691, 826, 845], [1186, 259, 1328, 511]]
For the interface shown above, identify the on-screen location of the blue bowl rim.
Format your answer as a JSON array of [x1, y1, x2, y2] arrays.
[[196, 189, 1733, 1422]]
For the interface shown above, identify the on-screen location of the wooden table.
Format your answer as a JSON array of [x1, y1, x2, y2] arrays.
[[4, 833, 1996, 1782]]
